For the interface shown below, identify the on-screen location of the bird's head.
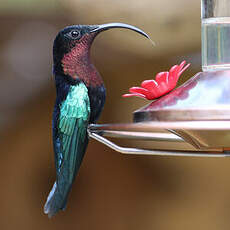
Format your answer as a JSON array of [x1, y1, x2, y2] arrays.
[[53, 23, 150, 82]]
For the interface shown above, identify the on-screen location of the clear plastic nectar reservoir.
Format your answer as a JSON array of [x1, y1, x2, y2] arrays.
[[201, 0, 230, 71], [202, 17, 230, 71]]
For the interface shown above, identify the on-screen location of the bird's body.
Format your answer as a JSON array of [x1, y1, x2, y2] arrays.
[[44, 23, 150, 217]]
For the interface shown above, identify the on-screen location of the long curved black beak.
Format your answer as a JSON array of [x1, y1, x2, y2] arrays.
[[90, 23, 150, 40]]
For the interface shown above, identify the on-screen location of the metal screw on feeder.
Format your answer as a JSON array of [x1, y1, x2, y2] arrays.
[[88, 0, 230, 157]]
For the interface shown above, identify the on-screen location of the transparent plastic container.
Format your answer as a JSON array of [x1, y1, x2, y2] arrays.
[[202, 0, 230, 71]]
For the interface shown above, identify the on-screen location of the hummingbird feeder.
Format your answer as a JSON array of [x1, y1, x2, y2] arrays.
[[88, 0, 230, 157]]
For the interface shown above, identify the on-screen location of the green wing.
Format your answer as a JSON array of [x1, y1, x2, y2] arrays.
[[57, 82, 90, 181], [45, 82, 90, 216]]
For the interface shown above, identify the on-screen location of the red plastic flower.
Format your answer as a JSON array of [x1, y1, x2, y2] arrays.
[[123, 61, 190, 100]]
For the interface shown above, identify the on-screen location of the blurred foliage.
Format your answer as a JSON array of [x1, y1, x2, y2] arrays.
[[0, 0, 60, 15]]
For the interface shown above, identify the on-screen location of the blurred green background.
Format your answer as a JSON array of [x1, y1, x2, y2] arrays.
[[1, 0, 230, 229]]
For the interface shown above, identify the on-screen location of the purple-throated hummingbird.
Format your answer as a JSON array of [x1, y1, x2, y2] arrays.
[[44, 23, 150, 217]]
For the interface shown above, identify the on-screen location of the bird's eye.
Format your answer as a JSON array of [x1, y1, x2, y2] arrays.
[[69, 30, 80, 39]]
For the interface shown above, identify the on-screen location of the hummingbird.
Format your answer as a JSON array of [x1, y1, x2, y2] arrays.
[[44, 23, 150, 217]]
